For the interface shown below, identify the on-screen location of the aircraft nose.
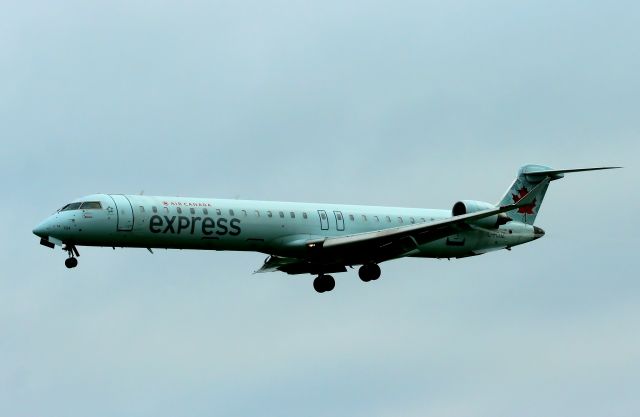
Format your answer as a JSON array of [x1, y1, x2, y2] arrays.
[[533, 226, 545, 239], [33, 222, 46, 238], [33, 218, 52, 238]]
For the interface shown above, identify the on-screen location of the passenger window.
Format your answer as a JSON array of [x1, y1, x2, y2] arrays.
[[386, 216, 391, 222], [336, 213, 343, 220], [420, 217, 425, 222], [290, 212, 295, 218], [229, 209, 235, 216], [362, 215, 367, 221], [349, 214, 355, 221], [216, 209, 222, 215], [303, 212, 308, 219], [374, 216, 379, 222], [139, 206, 145, 213], [62, 202, 82, 211], [80, 201, 102, 209], [163, 207, 169, 214], [177, 207, 182, 214], [279, 211, 285, 218], [267, 211, 273, 218], [190, 208, 195, 214], [397, 217, 403, 223], [152, 206, 158, 213], [410, 217, 415, 224], [203, 208, 208, 215], [242, 210, 247, 217], [255, 210, 260, 217]]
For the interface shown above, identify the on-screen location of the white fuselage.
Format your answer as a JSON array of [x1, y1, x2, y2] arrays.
[[33, 194, 538, 261]]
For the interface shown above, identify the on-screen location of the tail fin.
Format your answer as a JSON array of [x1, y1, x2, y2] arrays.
[[498, 164, 621, 225]]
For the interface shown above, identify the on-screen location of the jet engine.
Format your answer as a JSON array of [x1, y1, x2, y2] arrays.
[[452, 200, 511, 228]]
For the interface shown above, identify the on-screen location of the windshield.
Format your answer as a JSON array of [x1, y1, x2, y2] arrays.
[[61, 202, 82, 211], [80, 201, 102, 209], [57, 201, 102, 212]]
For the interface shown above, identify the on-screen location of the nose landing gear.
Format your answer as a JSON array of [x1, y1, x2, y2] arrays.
[[65, 257, 78, 268], [63, 244, 80, 269]]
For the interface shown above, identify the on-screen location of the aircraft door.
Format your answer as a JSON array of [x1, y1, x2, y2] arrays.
[[109, 195, 134, 231], [334, 211, 345, 231], [318, 210, 329, 230]]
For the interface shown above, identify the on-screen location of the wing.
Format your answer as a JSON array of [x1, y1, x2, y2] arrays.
[[304, 177, 550, 265]]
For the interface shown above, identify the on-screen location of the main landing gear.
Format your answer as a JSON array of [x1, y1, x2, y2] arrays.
[[313, 274, 335, 293], [63, 244, 80, 269], [358, 263, 381, 282], [312, 264, 382, 293]]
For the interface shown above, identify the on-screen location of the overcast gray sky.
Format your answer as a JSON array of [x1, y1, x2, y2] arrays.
[[1, 1, 639, 416]]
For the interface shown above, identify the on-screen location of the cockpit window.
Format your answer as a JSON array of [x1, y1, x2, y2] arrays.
[[58, 201, 102, 212], [80, 201, 102, 209], [61, 202, 82, 211]]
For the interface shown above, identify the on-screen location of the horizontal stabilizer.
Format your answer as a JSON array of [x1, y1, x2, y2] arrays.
[[524, 166, 621, 178]]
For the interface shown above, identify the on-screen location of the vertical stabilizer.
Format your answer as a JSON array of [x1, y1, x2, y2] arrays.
[[498, 164, 552, 225]]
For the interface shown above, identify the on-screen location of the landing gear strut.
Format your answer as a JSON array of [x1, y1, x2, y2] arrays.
[[358, 263, 381, 282], [63, 244, 80, 269], [313, 274, 335, 293]]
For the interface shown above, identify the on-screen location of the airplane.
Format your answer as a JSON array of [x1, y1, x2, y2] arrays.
[[33, 164, 619, 293]]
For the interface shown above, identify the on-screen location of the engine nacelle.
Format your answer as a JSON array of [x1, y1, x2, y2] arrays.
[[452, 200, 511, 228]]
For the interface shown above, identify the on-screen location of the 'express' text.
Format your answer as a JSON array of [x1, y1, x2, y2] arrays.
[[149, 215, 241, 236]]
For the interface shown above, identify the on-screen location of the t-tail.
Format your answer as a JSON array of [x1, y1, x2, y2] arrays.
[[498, 164, 621, 225]]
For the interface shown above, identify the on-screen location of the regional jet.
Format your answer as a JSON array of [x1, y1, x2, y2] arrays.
[[33, 165, 618, 293]]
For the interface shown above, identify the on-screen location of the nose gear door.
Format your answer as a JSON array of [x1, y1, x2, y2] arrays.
[[109, 195, 134, 231]]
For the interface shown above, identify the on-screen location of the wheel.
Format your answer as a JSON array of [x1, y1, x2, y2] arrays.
[[324, 275, 335, 291], [359, 264, 381, 282], [65, 257, 78, 269], [368, 264, 381, 281], [313, 275, 335, 293], [313, 276, 325, 293], [358, 264, 371, 281]]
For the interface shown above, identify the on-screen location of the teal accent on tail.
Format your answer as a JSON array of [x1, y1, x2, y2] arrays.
[[498, 164, 552, 225]]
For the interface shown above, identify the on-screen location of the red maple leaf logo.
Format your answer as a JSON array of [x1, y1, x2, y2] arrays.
[[162, 201, 169, 206], [512, 186, 536, 214]]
